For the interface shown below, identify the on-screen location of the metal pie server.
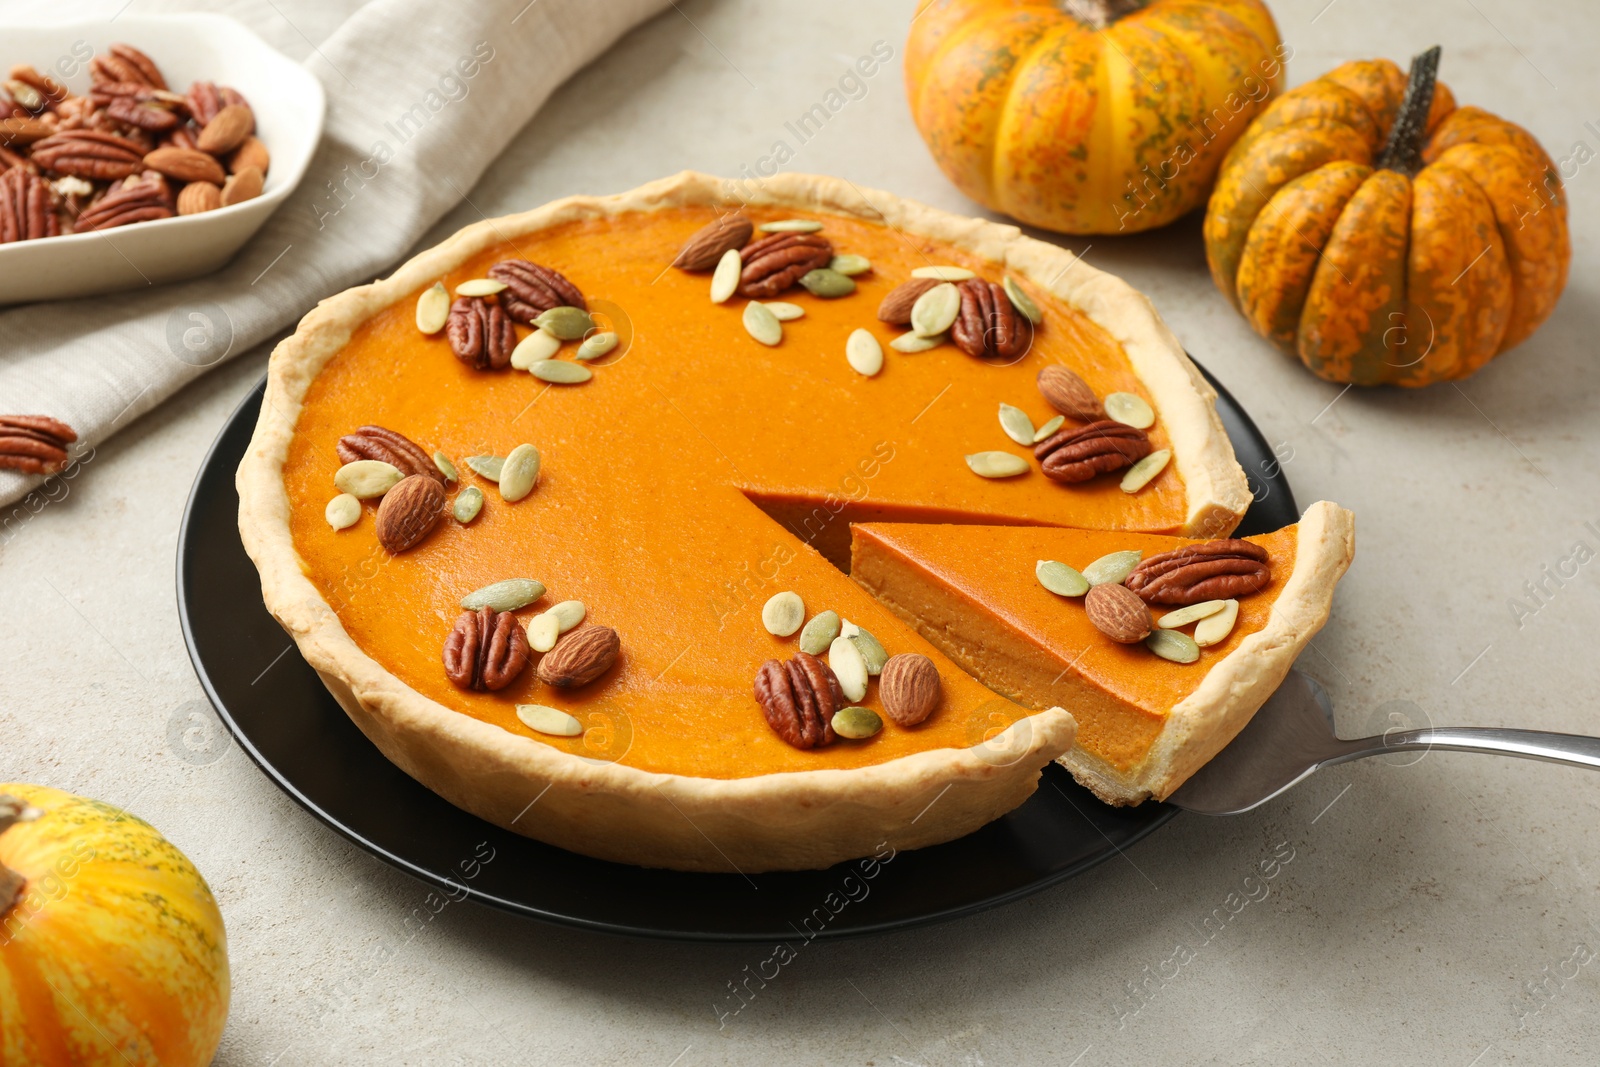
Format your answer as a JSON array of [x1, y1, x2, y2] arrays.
[[1166, 669, 1600, 816]]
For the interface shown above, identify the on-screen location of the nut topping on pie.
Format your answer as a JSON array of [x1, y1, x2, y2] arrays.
[[737, 232, 833, 299], [444, 607, 532, 691], [1036, 365, 1103, 421], [876, 277, 939, 325], [951, 279, 1031, 360], [1084, 582, 1154, 644], [878, 653, 941, 726], [672, 212, 752, 270], [374, 474, 446, 554], [336, 425, 443, 482], [537, 625, 621, 689], [1034, 420, 1151, 483], [447, 296, 516, 370], [1125, 539, 1272, 605], [755, 651, 843, 749], [487, 259, 587, 323]]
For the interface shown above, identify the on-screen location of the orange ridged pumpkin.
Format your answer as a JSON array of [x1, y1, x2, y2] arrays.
[[904, 0, 1287, 234], [1205, 47, 1570, 385], [0, 787, 229, 1066]]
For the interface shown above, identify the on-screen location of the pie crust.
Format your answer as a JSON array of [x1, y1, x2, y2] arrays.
[[238, 171, 1259, 872]]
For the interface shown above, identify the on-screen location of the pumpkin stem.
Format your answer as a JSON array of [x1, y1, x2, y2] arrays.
[[0, 795, 38, 918], [1376, 46, 1442, 177], [1061, 0, 1147, 30]]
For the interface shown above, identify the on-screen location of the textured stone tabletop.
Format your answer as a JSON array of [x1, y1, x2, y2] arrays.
[[4, 0, 1598, 1062]]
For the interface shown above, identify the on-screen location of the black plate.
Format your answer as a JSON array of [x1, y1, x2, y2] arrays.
[[178, 363, 1296, 942]]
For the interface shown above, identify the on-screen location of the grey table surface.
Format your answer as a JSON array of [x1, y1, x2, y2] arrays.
[[4, 0, 1599, 1063]]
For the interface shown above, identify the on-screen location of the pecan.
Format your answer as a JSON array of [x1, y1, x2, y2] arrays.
[[90, 45, 167, 90], [673, 212, 751, 270], [8, 65, 68, 108], [0, 168, 59, 243], [951, 279, 1031, 360], [487, 259, 586, 323], [29, 129, 144, 180], [447, 296, 516, 370], [1125, 540, 1272, 606], [754, 650, 843, 749], [443, 607, 531, 691], [1084, 583, 1153, 644], [103, 94, 181, 132], [0, 117, 53, 147], [196, 104, 253, 155], [185, 82, 248, 128], [2, 80, 45, 114], [0, 145, 33, 175], [375, 474, 446, 553], [336, 425, 443, 483], [877, 277, 939, 325], [1037, 365, 1102, 421], [162, 124, 199, 152], [142, 146, 225, 185], [879, 653, 941, 726], [537, 625, 621, 688], [1034, 420, 1150, 483], [737, 232, 832, 299], [0, 415, 77, 475], [176, 180, 221, 215], [75, 175, 174, 232]]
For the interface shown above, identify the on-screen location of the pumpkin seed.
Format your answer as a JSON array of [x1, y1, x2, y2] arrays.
[[966, 451, 1029, 478], [999, 403, 1035, 446], [846, 328, 884, 376], [799, 610, 840, 655], [743, 301, 783, 346], [498, 443, 541, 502], [511, 329, 561, 370], [1105, 391, 1155, 429], [432, 451, 458, 482], [850, 627, 889, 675], [1036, 559, 1088, 597], [1146, 629, 1200, 664], [466, 454, 504, 481], [325, 493, 360, 530], [575, 331, 618, 361], [1158, 600, 1228, 629], [759, 218, 822, 233], [453, 486, 484, 523], [416, 282, 450, 334], [1194, 599, 1240, 647], [1032, 415, 1065, 443], [532, 360, 593, 384], [548, 600, 586, 633], [710, 247, 741, 304], [831, 705, 883, 740], [456, 278, 506, 297], [911, 265, 976, 282], [891, 330, 944, 353], [839, 619, 860, 639], [762, 591, 805, 637], [798, 268, 855, 298], [766, 301, 804, 321], [1121, 449, 1171, 493], [461, 578, 545, 611], [1002, 276, 1043, 324], [829, 254, 872, 276], [516, 704, 582, 737], [828, 635, 869, 702], [533, 306, 594, 340], [910, 282, 960, 337], [527, 613, 560, 653], [1082, 550, 1142, 586], [334, 460, 403, 499]]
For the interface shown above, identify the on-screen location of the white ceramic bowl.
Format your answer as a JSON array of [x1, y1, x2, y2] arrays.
[[0, 14, 324, 306]]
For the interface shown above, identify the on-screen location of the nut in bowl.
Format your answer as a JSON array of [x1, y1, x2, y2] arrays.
[[0, 15, 324, 306]]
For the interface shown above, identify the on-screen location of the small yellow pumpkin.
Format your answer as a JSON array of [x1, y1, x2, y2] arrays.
[[905, 0, 1287, 234], [0, 786, 229, 1066], [1204, 47, 1570, 385]]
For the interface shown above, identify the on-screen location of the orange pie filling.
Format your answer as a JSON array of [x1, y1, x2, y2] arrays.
[[282, 206, 1237, 782]]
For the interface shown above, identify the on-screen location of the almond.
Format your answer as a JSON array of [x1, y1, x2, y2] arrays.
[[143, 146, 225, 185], [228, 134, 270, 175], [879, 653, 941, 726], [673, 212, 752, 270], [1084, 582, 1152, 644], [374, 474, 445, 553], [176, 181, 221, 215], [195, 103, 253, 155], [876, 277, 939, 325], [537, 625, 620, 688], [1037, 365, 1102, 421], [220, 165, 263, 206]]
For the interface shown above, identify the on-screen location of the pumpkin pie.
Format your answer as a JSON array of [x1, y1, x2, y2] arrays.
[[852, 501, 1354, 805], [237, 171, 1305, 872]]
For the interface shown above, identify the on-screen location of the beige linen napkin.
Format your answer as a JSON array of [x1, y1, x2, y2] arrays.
[[0, 0, 670, 507]]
